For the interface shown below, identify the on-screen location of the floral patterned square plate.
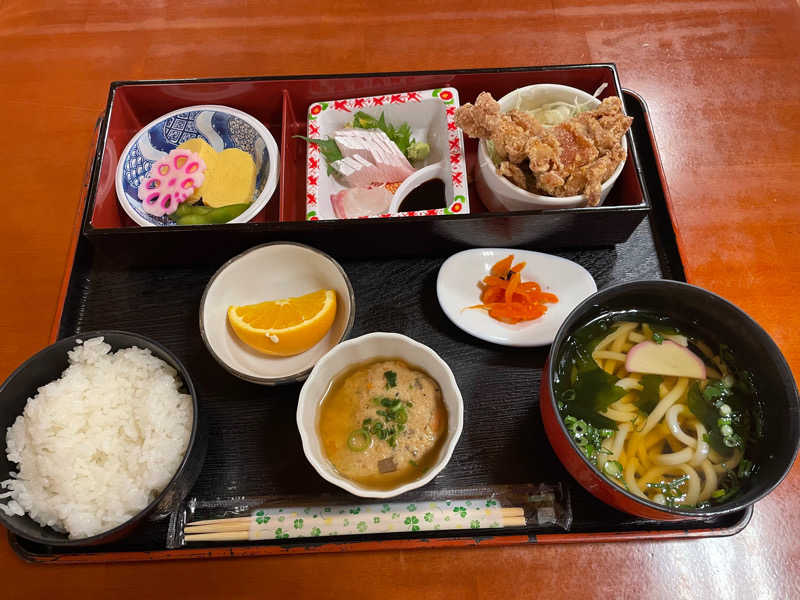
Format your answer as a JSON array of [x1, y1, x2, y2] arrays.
[[303, 88, 469, 221]]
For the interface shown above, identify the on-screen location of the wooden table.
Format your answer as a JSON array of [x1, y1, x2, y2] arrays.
[[2, 0, 799, 596]]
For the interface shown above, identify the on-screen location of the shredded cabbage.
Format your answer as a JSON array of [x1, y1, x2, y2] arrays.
[[512, 83, 609, 128], [485, 83, 609, 167]]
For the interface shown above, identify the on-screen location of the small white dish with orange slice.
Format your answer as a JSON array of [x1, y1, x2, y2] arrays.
[[199, 242, 355, 384]]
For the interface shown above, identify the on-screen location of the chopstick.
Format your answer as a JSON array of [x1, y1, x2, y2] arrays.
[[183, 505, 526, 543], [186, 506, 524, 531]]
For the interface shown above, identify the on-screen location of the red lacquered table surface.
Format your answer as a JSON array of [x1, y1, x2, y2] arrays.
[[2, 1, 799, 597]]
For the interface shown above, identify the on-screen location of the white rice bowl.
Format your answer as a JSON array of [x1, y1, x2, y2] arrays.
[[0, 337, 193, 539]]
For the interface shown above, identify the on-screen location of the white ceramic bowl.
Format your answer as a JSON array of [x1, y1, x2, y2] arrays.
[[475, 84, 628, 211], [296, 332, 464, 498], [199, 242, 355, 385], [115, 104, 280, 227]]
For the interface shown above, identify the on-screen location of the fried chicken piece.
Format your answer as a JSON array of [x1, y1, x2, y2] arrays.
[[497, 160, 528, 190], [455, 93, 632, 206], [561, 144, 626, 206], [492, 110, 544, 163], [454, 91, 500, 139], [572, 96, 631, 152], [456, 94, 544, 163]]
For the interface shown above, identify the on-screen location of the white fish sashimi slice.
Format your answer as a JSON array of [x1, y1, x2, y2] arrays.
[[330, 187, 393, 219], [352, 155, 384, 186], [334, 130, 390, 182], [363, 141, 394, 183], [331, 156, 365, 186], [331, 156, 378, 187], [333, 130, 373, 163], [370, 131, 414, 179], [333, 129, 414, 182]]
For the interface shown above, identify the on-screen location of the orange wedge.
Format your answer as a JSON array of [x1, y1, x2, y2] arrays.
[[227, 289, 337, 356]]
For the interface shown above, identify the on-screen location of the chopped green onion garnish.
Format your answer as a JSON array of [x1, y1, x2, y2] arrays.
[[711, 489, 726, 499], [604, 461, 623, 478], [347, 429, 370, 452], [384, 370, 397, 389]]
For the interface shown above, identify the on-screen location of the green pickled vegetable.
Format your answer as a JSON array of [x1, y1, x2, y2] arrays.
[[171, 203, 250, 226]]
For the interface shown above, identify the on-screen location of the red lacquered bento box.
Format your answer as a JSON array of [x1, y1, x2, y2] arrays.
[[82, 64, 650, 267]]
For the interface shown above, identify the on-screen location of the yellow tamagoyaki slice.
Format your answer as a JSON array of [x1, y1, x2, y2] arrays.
[[201, 148, 256, 208]]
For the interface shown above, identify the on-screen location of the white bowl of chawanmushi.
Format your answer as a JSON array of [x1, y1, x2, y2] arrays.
[[296, 332, 464, 498]]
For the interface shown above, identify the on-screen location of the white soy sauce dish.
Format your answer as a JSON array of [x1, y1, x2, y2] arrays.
[[436, 248, 597, 347], [388, 163, 452, 214]]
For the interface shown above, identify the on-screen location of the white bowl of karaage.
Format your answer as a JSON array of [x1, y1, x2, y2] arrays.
[[457, 84, 631, 211]]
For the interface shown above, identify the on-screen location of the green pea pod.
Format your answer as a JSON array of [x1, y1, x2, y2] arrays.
[[169, 202, 213, 222], [173, 202, 194, 218], [175, 203, 251, 226], [185, 204, 215, 216], [174, 213, 210, 226], [203, 203, 250, 223]]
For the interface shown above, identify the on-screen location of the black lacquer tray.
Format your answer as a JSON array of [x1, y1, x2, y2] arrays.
[[9, 83, 750, 564]]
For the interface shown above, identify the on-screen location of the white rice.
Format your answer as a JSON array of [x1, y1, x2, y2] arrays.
[[0, 337, 193, 539]]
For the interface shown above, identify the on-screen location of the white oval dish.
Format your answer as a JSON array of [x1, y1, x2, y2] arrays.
[[475, 84, 628, 211], [296, 332, 464, 498], [436, 248, 597, 347], [199, 242, 355, 385]]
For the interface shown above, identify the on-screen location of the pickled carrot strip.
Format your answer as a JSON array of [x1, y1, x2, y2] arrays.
[[482, 286, 505, 304], [490, 255, 514, 277], [505, 271, 521, 303], [483, 276, 509, 288], [466, 253, 558, 324]]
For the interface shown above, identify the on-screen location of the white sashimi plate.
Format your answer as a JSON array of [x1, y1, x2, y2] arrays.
[[303, 88, 469, 221], [436, 249, 597, 347]]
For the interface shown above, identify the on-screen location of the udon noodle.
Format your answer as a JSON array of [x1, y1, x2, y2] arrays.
[[558, 319, 757, 509]]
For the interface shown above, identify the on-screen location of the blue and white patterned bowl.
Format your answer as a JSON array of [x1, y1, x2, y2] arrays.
[[115, 105, 279, 226]]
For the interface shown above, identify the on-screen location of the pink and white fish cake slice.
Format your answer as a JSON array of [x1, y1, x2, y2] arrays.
[[138, 149, 206, 216]]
